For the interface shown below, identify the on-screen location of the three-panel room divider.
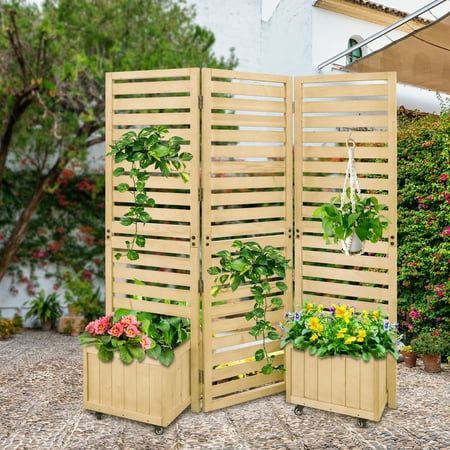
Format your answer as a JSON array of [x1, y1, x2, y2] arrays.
[[104, 68, 397, 413]]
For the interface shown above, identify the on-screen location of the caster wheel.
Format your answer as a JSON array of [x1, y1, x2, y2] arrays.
[[154, 426, 164, 435], [294, 405, 304, 416], [357, 418, 367, 428], [94, 412, 103, 420]]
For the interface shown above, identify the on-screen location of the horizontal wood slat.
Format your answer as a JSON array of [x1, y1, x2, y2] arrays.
[[210, 81, 285, 98]]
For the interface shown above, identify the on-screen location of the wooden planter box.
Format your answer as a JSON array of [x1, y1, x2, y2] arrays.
[[286, 346, 387, 421], [83, 341, 190, 428]]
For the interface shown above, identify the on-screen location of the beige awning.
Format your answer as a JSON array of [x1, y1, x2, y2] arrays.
[[348, 12, 450, 94]]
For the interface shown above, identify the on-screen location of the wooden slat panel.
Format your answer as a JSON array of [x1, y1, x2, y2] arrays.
[[202, 68, 291, 412], [111, 68, 191, 80], [211, 68, 287, 83], [304, 351, 318, 400], [210, 97, 286, 113], [113, 205, 191, 222], [295, 74, 396, 415], [113, 297, 191, 318], [211, 129, 285, 143], [111, 236, 191, 254], [211, 176, 285, 190], [211, 80, 285, 98], [113, 80, 191, 95], [113, 174, 190, 190], [111, 221, 190, 239], [211, 160, 285, 174], [113, 128, 192, 141], [113, 266, 191, 286], [113, 96, 191, 111], [211, 113, 285, 128], [113, 112, 192, 126], [317, 358, 332, 403], [114, 191, 191, 206], [113, 282, 190, 302], [303, 83, 387, 98], [303, 114, 388, 128]]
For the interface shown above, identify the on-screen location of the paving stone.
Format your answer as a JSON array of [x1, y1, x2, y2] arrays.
[[0, 331, 448, 450]]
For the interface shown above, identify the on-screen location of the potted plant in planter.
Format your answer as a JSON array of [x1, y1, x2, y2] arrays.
[[80, 309, 190, 434], [25, 290, 63, 331], [313, 190, 389, 255], [281, 303, 397, 427], [411, 332, 447, 373], [400, 345, 417, 368]]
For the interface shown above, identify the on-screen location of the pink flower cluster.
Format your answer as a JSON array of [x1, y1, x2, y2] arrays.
[[409, 308, 421, 321], [85, 314, 152, 350], [85, 314, 113, 335]]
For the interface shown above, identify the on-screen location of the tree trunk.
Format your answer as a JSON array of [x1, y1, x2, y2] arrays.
[[0, 156, 66, 282], [0, 95, 34, 186]]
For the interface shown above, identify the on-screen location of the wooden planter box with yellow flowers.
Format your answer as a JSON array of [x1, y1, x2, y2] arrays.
[[281, 304, 397, 425]]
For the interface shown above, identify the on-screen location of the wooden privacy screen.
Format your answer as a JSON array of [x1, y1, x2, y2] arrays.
[[294, 72, 397, 407], [201, 69, 293, 411], [104, 68, 201, 411]]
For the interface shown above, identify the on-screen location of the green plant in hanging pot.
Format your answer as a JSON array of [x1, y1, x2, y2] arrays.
[[208, 240, 290, 374], [313, 189, 389, 255], [107, 126, 192, 262]]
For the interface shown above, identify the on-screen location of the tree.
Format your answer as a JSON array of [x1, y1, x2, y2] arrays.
[[0, 0, 237, 281]]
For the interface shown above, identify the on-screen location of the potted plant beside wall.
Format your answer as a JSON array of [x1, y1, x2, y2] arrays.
[[313, 190, 389, 255], [281, 303, 397, 427], [25, 290, 63, 331], [411, 332, 447, 373], [400, 345, 417, 368], [80, 309, 190, 434]]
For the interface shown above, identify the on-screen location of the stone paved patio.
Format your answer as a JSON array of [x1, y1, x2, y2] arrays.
[[0, 331, 448, 450]]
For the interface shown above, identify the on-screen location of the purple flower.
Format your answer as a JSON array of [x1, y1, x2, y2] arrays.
[[383, 320, 390, 331], [393, 322, 399, 331], [294, 311, 301, 321], [329, 306, 336, 315]]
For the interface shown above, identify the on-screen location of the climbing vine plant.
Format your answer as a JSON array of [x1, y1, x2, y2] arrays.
[[208, 241, 290, 374], [108, 126, 192, 261]]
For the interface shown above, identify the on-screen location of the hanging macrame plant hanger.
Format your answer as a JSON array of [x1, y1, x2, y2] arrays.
[[340, 133, 364, 256]]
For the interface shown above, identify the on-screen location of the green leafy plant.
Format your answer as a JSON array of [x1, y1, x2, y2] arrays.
[[208, 240, 290, 375], [63, 271, 104, 322], [81, 309, 190, 366], [281, 303, 398, 361], [113, 309, 190, 367], [25, 290, 63, 330], [107, 126, 193, 262], [313, 190, 388, 244], [411, 332, 448, 356]]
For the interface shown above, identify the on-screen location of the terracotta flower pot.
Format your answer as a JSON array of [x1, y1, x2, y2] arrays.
[[401, 351, 417, 368], [422, 354, 441, 373]]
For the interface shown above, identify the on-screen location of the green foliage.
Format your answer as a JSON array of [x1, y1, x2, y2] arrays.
[[281, 303, 398, 361], [112, 308, 190, 367], [25, 290, 63, 328], [108, 126, 192, 262], [397, 112, 449, 351], [411, 332, 448, 356], [208, 240, 290, 374], [313, 190, 388, 244], [63, 271, 104, 322]]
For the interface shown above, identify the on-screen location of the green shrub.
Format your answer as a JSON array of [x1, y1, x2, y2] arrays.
[[411, 332, 448, 356], [397, 111, 450, 353]]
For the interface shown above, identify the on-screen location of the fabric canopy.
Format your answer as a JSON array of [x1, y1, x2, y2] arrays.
[[348, 12, 450, 94]]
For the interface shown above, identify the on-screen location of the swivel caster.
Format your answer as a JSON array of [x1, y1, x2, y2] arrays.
[[154, 426, 164, 435], [294, 405, 304, 416], [357, 418, 367, 428], [94, 412, 103, 420]]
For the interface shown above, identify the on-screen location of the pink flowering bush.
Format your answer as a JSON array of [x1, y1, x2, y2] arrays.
[[80, 313, 154, 364], [397, 111, 449, 357]]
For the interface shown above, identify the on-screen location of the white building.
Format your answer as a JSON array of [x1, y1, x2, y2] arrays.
[[187, 0, 449, 112]]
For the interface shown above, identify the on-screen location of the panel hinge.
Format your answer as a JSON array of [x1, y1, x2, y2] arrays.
[[198, 95, 203, 110], [198, 187, 203, 202], [198, 279, 204, 294], [292, 101, 295, 114]]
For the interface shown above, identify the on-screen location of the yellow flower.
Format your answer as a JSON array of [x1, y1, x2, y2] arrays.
[[357, 329, 367, 342], [372, 310, 380, 319], [362, 310, 368, 318], [310, 334, 318, 342], [306, 303, 314, 312], [335, 305, 348, 319], [345, 336, 357, 345], [308, 317, 324, 333], [337, 327, 347, 339], [317, 304, 324, 311]]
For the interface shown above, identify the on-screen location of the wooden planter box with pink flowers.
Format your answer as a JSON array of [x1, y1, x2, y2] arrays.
[[81, 312, 191, 433]]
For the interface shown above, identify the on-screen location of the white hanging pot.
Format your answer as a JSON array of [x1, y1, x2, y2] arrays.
[[341, 232, 364, 255]]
